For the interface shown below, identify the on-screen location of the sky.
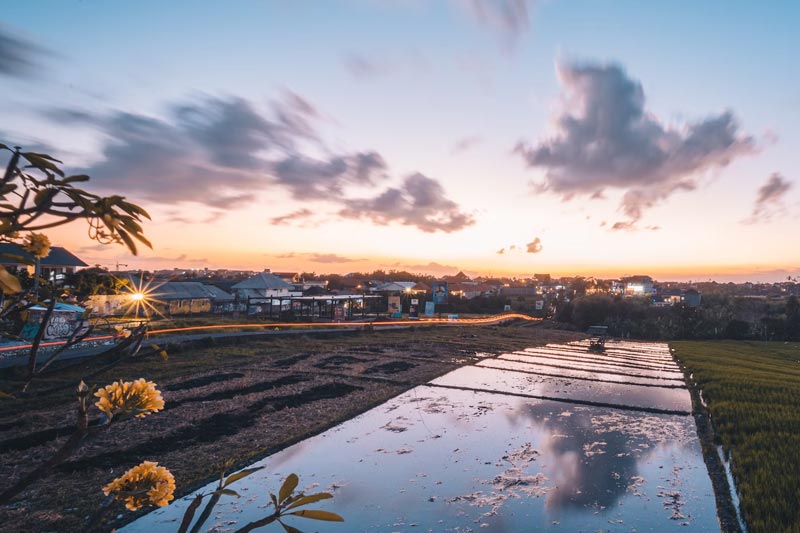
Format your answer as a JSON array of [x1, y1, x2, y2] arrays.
[[1, 0, 798, 282]]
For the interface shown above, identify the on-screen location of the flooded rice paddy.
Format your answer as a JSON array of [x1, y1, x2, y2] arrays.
[[123, 340, 719, 532]]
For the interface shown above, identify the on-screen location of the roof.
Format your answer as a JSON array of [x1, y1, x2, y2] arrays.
[[29, 302, 86, 312], [231, 272, 293, 291], [150, 282, 233, 301], [373, 281, 417, 292], [0, 243, 88, 267]]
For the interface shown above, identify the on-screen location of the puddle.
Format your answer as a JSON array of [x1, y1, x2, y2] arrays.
[[122, 342, 718, 532]]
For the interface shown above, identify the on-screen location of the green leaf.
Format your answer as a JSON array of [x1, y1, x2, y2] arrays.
[[22, 153, 64, 177], [33, 188, 55, 207], [177, 494, 205, 533], [63, 174, 90, 183], [212, 488, 240, 498], [0, 266, 22, 294], [286, 509, 344, 522], [278, 473, 299, 505], [23, 151, 62, 163], [223, 467, 264, 488], [116, 228, 138, 255], [285, 492, 332, 511], [279, 521, 303, 533]]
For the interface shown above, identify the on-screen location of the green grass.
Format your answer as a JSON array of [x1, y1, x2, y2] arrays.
[[672, 340, 800, 533]]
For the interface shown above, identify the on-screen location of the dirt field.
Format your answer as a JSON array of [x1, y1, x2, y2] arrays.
[[0, 322, 583, 532]]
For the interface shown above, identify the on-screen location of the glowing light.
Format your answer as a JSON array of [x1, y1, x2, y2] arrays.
[[121, 276, 164, 317]]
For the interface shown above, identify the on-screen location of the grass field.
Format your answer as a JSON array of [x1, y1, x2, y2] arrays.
[[672, 340, 800, 533]]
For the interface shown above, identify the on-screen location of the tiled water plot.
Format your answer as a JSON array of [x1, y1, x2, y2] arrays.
[[123, 341, 719, 532]]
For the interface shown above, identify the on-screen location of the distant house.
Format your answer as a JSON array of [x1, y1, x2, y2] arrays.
[[623, 276, 654, 296], [371, 281, 418, 294], [149, 282, 234, 315], [0, 243, 87, 285], [501, 286, 540, 298], [231, 271, 296, 300], [683, 289, 702, 307]]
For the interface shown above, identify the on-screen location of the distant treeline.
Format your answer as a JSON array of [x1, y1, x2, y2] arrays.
[[559, 294, 800, 341]]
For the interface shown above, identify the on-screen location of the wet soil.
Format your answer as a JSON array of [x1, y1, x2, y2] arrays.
[[0, 322, 584, 532]]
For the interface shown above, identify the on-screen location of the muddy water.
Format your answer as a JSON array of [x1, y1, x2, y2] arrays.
[[122, 341, 719, 532]]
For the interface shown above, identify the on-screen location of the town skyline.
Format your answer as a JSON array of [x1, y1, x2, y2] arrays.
[[1, 1, 798, 283]]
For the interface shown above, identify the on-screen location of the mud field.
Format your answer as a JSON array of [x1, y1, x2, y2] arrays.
[[0, 323, 582, 532]]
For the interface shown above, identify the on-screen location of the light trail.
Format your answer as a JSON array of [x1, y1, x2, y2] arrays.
[[0, 313, 540, 353]]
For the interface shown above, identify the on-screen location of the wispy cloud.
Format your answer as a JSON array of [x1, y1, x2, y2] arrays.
[[451, 135, 483, 153], [343, 50, 428, 80], [516, 60, 756, 229], [45, 92, 472, 234], [743, 172, 793, 224], [460, 0, 533, 51], [0, 26, 48, 78]]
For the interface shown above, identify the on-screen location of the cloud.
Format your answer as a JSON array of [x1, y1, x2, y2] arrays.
[[308, 253, 364, 264], [269, 252, 364, 264], [389, 261, 463, 276], [272, 151, 388, 200], [516, 61, 755, 227], [744, 172, 793, 224], [51, 93, 378, 208], [46, 93, 473, 234], [344, 53, 384, 79], [461, 0, 532, 50], [269, 208, 315, 226], [526, 237, 542, 253], [343, 51, 429, 80], [339, 172, 475, 233], [451, 135, 483, 153], [0, 26, 47, 78]]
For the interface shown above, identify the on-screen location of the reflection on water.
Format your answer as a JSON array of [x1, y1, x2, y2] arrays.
[[123, 341, 718, 532]]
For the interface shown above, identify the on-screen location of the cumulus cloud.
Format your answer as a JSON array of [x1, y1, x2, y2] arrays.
[[516, 61, 755, 228], [744, 172, 793, 224], [339, 172, 475, 233], [0, 26, 47, 78], [526, 237, 542, 253], [462, 0, 532, 50]]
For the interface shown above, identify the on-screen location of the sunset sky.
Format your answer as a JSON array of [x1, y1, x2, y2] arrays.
[[1, 1, 798, 282]]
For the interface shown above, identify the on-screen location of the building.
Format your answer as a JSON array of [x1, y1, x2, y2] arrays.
[[0, 243, 87, 285], [231, 271, 297, 300], [622, 276, 654, 296]]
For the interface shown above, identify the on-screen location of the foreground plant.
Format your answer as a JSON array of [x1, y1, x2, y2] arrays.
[[103, 461, 176, 511], [178, 469, 343, 533], [0, 378, 165, 505], [95, 378, 165, 422]]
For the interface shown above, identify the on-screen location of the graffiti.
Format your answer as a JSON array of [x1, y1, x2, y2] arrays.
[[45, 315, 73, 339]]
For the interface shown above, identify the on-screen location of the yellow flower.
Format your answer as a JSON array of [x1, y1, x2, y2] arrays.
[[94, 379, 164, 421], [103, 461, 176, 511], [21, 233, 51, 259]]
